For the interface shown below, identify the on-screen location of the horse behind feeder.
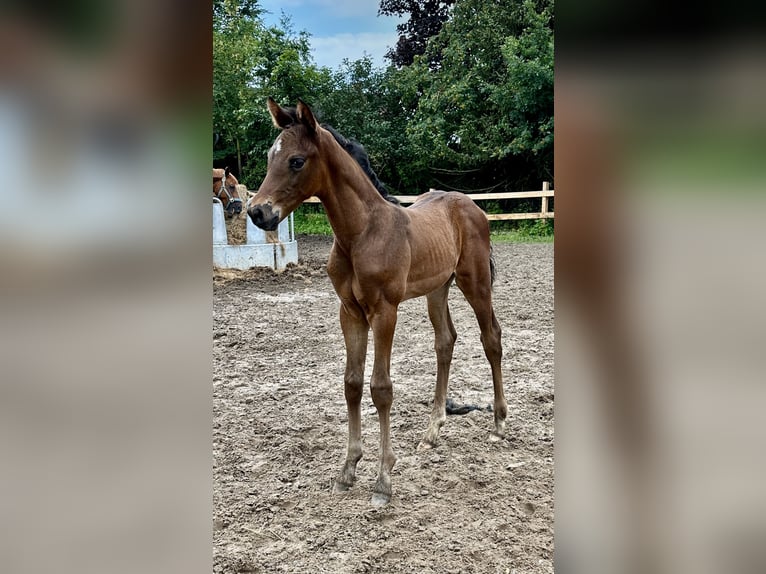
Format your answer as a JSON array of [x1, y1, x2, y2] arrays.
[[248, 98, 508, 507], [213, 167, 243, 217]]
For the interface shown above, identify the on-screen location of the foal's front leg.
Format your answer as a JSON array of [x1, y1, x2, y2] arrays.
[[369, 304, 398, 506], [333, 304, 369, 493]]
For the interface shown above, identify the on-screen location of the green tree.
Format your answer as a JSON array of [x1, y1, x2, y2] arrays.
[[378, 0, 456, 67], [213, 1, 332, 187], [397, 0, 554, 192], [213, 0, 263, 176], [313, 58, 419, 194], [213, 0, 553, 199]]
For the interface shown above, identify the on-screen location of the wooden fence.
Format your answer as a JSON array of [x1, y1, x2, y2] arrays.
[[303, 181, 554, 221]]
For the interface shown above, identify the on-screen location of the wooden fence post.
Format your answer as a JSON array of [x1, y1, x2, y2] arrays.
[[541, 181, 550, 217]]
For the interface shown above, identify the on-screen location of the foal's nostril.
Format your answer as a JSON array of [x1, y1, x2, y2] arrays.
[[249, 206, 265, 226]]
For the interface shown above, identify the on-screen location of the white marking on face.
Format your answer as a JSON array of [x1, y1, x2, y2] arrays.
[[270, 135, 283, 160]]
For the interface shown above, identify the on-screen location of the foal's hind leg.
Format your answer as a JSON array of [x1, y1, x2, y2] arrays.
[[456, 267, 508, 437], [419, 280, 457, 450], [333, 304, 369, 493]]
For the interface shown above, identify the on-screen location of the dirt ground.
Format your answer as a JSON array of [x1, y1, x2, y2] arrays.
[[213, 235, 554, 574]]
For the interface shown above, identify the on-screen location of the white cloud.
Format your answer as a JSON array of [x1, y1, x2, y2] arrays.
[[257, 0, 405, 69], [311, 32, 398, 70]]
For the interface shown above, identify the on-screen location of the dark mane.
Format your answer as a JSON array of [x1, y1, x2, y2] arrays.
[[276, 106, 399, 205], [321, 124, 400, 205]]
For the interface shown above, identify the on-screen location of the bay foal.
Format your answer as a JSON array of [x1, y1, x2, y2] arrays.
[[248, 98, 507, 505]]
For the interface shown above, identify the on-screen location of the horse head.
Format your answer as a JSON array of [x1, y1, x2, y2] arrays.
[[213, 167, 243, 217], [248, 98, 327, 231]]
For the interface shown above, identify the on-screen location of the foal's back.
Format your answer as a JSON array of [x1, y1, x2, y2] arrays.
[[408, 190, 492, 250]]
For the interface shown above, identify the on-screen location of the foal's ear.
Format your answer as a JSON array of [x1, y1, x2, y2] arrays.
[[296, 99, 318, 136], [266, 97, 295, 129], [224, 166, 230, 178]]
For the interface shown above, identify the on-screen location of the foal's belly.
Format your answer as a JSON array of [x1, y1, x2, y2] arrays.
[[403, 240, 458, 300], [402, 209, 460, 300], [403, 269, 455, 301]]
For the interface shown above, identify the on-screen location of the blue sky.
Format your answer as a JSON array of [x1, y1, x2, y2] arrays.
[[258, 0, 404, 70]]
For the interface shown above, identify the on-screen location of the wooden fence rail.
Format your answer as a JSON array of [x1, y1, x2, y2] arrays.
[[302, 181, 554, 221]]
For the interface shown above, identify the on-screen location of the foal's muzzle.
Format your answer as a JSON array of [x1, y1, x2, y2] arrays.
[[248, 204, 280, 231]]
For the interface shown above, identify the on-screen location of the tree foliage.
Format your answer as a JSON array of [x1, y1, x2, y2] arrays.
[[213, 0, 331, 187], [314, 58, 422, 193], [396, 0, 554, 191], [213, 0, 553, 197], [378, 0, 455, 67], [213, 1, 261, 176], [213, 0, 262, 22]]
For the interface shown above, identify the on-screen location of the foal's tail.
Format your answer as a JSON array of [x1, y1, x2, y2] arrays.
[[489, 244, 497, 287]]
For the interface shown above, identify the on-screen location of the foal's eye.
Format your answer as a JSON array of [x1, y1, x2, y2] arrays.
[[289, 157, 305, 171]]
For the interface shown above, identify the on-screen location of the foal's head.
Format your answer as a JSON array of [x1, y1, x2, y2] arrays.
[[213, 167, 243, 217], [248, 98, 328, 231]]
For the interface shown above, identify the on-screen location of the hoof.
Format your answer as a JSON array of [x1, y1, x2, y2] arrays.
[[489, 430, 504, 443], [417, 439, 436, 452], [370, 492, 391, 506], [333, 480, 352, 494], [494, 417, 507, 436]]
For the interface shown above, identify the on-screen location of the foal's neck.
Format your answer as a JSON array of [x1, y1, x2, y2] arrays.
[[315, 129, 392, 246]]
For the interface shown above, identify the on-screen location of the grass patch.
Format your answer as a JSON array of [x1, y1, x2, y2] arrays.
[[491, 229, 554, 243], [293, 205, 333, 235], [491, 219, 554, 243]]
